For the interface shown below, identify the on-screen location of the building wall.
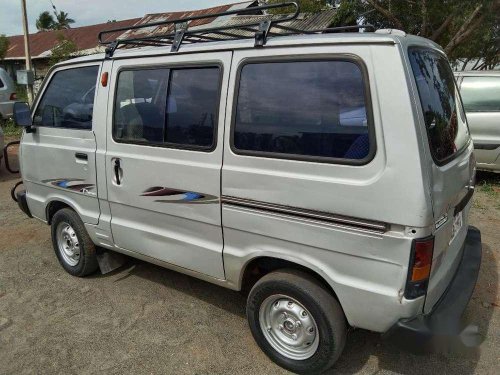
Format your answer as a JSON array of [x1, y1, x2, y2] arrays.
[[1, 58, 52, 95]]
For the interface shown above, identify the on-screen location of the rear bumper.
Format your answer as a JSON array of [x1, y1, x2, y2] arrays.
[[15, 189, 33, 218], [385, 226, 482, 345]]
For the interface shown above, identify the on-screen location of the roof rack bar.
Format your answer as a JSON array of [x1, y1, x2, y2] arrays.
[[255, 20, 272, 47], [310, 24, 376, 33], [272, 23, 313, 34], [171, 23, 187, 52], [183, 32, 225, 42], [198, 29, 249, 39], [98, 3, 377, 57], [98, 1, 299, 45]]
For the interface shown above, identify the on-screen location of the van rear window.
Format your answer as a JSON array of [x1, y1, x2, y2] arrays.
[[232, 59, 374, 163], [409, 48, 469, 164]]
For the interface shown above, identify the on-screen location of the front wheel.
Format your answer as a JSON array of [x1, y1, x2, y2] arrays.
[[246, 269, 346, 374], [51, 208, 99, 277]]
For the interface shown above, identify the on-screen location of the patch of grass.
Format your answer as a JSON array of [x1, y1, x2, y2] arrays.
[[473, 199, 486, 210], [480, 181, 496, 195], [1, 118, 22, 137], [476, 171, 500, 197]]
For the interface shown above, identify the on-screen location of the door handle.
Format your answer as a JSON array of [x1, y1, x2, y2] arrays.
[[75, 152, 88, 161], [113, 158, 122, 185]]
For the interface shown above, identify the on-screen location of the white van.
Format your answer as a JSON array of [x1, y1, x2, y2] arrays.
[[455, 70, 500, 172], [9, 4, 482, 373]]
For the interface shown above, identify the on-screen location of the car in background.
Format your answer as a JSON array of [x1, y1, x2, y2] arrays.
[[1, 67, 17, 169], [0, 124, 3, 168], [455, 71, 500, 172], [0, 68, 17, 122]]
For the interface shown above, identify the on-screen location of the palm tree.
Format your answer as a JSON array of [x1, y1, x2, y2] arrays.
[[54, 11, 75, 30], [36, 11, 56, 31]]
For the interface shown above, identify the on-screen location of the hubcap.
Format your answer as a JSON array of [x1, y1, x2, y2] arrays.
[[259, 294, 319, 360], [56, 222, 80, 266]]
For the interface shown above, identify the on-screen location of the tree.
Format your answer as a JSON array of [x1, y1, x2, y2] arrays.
[[331, 0, 500, 70], [54, 11, 75, 30], [36, 8, 75, 31], [0, 34, 9, 62], [49, 33, 77, 66], [36, 11, 56, 31]]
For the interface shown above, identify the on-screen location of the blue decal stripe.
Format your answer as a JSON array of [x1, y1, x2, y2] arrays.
[[183, 192, 203, 201]]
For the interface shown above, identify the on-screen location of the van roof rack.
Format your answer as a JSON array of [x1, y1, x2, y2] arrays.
[[98, 2, 375, 58]]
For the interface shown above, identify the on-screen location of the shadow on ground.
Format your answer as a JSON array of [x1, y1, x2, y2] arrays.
[[91, 239, 497, 375]]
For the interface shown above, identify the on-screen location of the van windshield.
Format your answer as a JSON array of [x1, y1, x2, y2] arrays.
[[409, 48, 469, 164]]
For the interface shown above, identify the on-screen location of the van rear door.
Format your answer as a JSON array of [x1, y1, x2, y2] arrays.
[[408, 48, 475, 313]]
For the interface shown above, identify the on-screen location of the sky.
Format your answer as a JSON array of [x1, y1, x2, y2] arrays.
[[0, 0, 237, 36]]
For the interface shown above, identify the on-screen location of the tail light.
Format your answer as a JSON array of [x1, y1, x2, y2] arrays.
[[405, 236, 434, 299], [10, 93, 17, 100]]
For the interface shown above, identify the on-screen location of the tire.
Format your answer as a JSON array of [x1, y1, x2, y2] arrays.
[[247, 269, 346, 374], [51, 208, 99, 277]]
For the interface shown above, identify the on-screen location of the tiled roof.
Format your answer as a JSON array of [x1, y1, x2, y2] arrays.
[[5, 2, 257, 60], [198, 9, 338, 38], [115, 2, 257, 41], [5, 18, 141, 59], [5, 2, 337, 60]]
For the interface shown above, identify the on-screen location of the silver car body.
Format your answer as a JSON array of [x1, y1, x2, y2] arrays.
[[0, 125, 3, 164], [19, 31, 475, 333], [455, 70, 500, 172], [0, 67, 16, 119]]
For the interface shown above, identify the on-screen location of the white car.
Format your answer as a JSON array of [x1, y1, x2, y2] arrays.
[[0, 67, 17, 169], [0, 67, 17, 121], [0, 125, 3, 169], [455, 71, 500, 172]]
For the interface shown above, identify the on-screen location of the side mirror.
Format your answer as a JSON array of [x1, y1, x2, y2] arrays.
[[13, 102, 34, 131]]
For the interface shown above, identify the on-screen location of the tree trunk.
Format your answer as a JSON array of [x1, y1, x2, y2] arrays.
[[366, 0, 404, 29], [430, 14, 453, 42]]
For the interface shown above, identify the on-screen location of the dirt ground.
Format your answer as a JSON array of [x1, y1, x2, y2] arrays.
[[0, 141, 499, 375]]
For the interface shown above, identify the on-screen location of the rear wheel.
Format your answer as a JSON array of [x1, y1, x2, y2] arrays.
[[51, 208, 98, 277], [246, 269, 347, 374]]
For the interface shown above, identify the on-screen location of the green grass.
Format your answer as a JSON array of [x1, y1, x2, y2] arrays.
[[480, 181, 496, 194], [1, 118, 22, 137], [472, 199, 486, 210], [477, 173, 500, 203], [1, 86, 28, 138]]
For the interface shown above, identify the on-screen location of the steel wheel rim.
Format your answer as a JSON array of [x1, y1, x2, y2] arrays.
[[259, 294, 319, 360], [56, 222, 80, 266]]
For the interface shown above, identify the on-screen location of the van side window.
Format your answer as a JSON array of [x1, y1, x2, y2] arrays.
[[33, 66, 99, 130], [113, 67, 220, 149], [460, 76, 500, 112], [232, 60, 372, 162]]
